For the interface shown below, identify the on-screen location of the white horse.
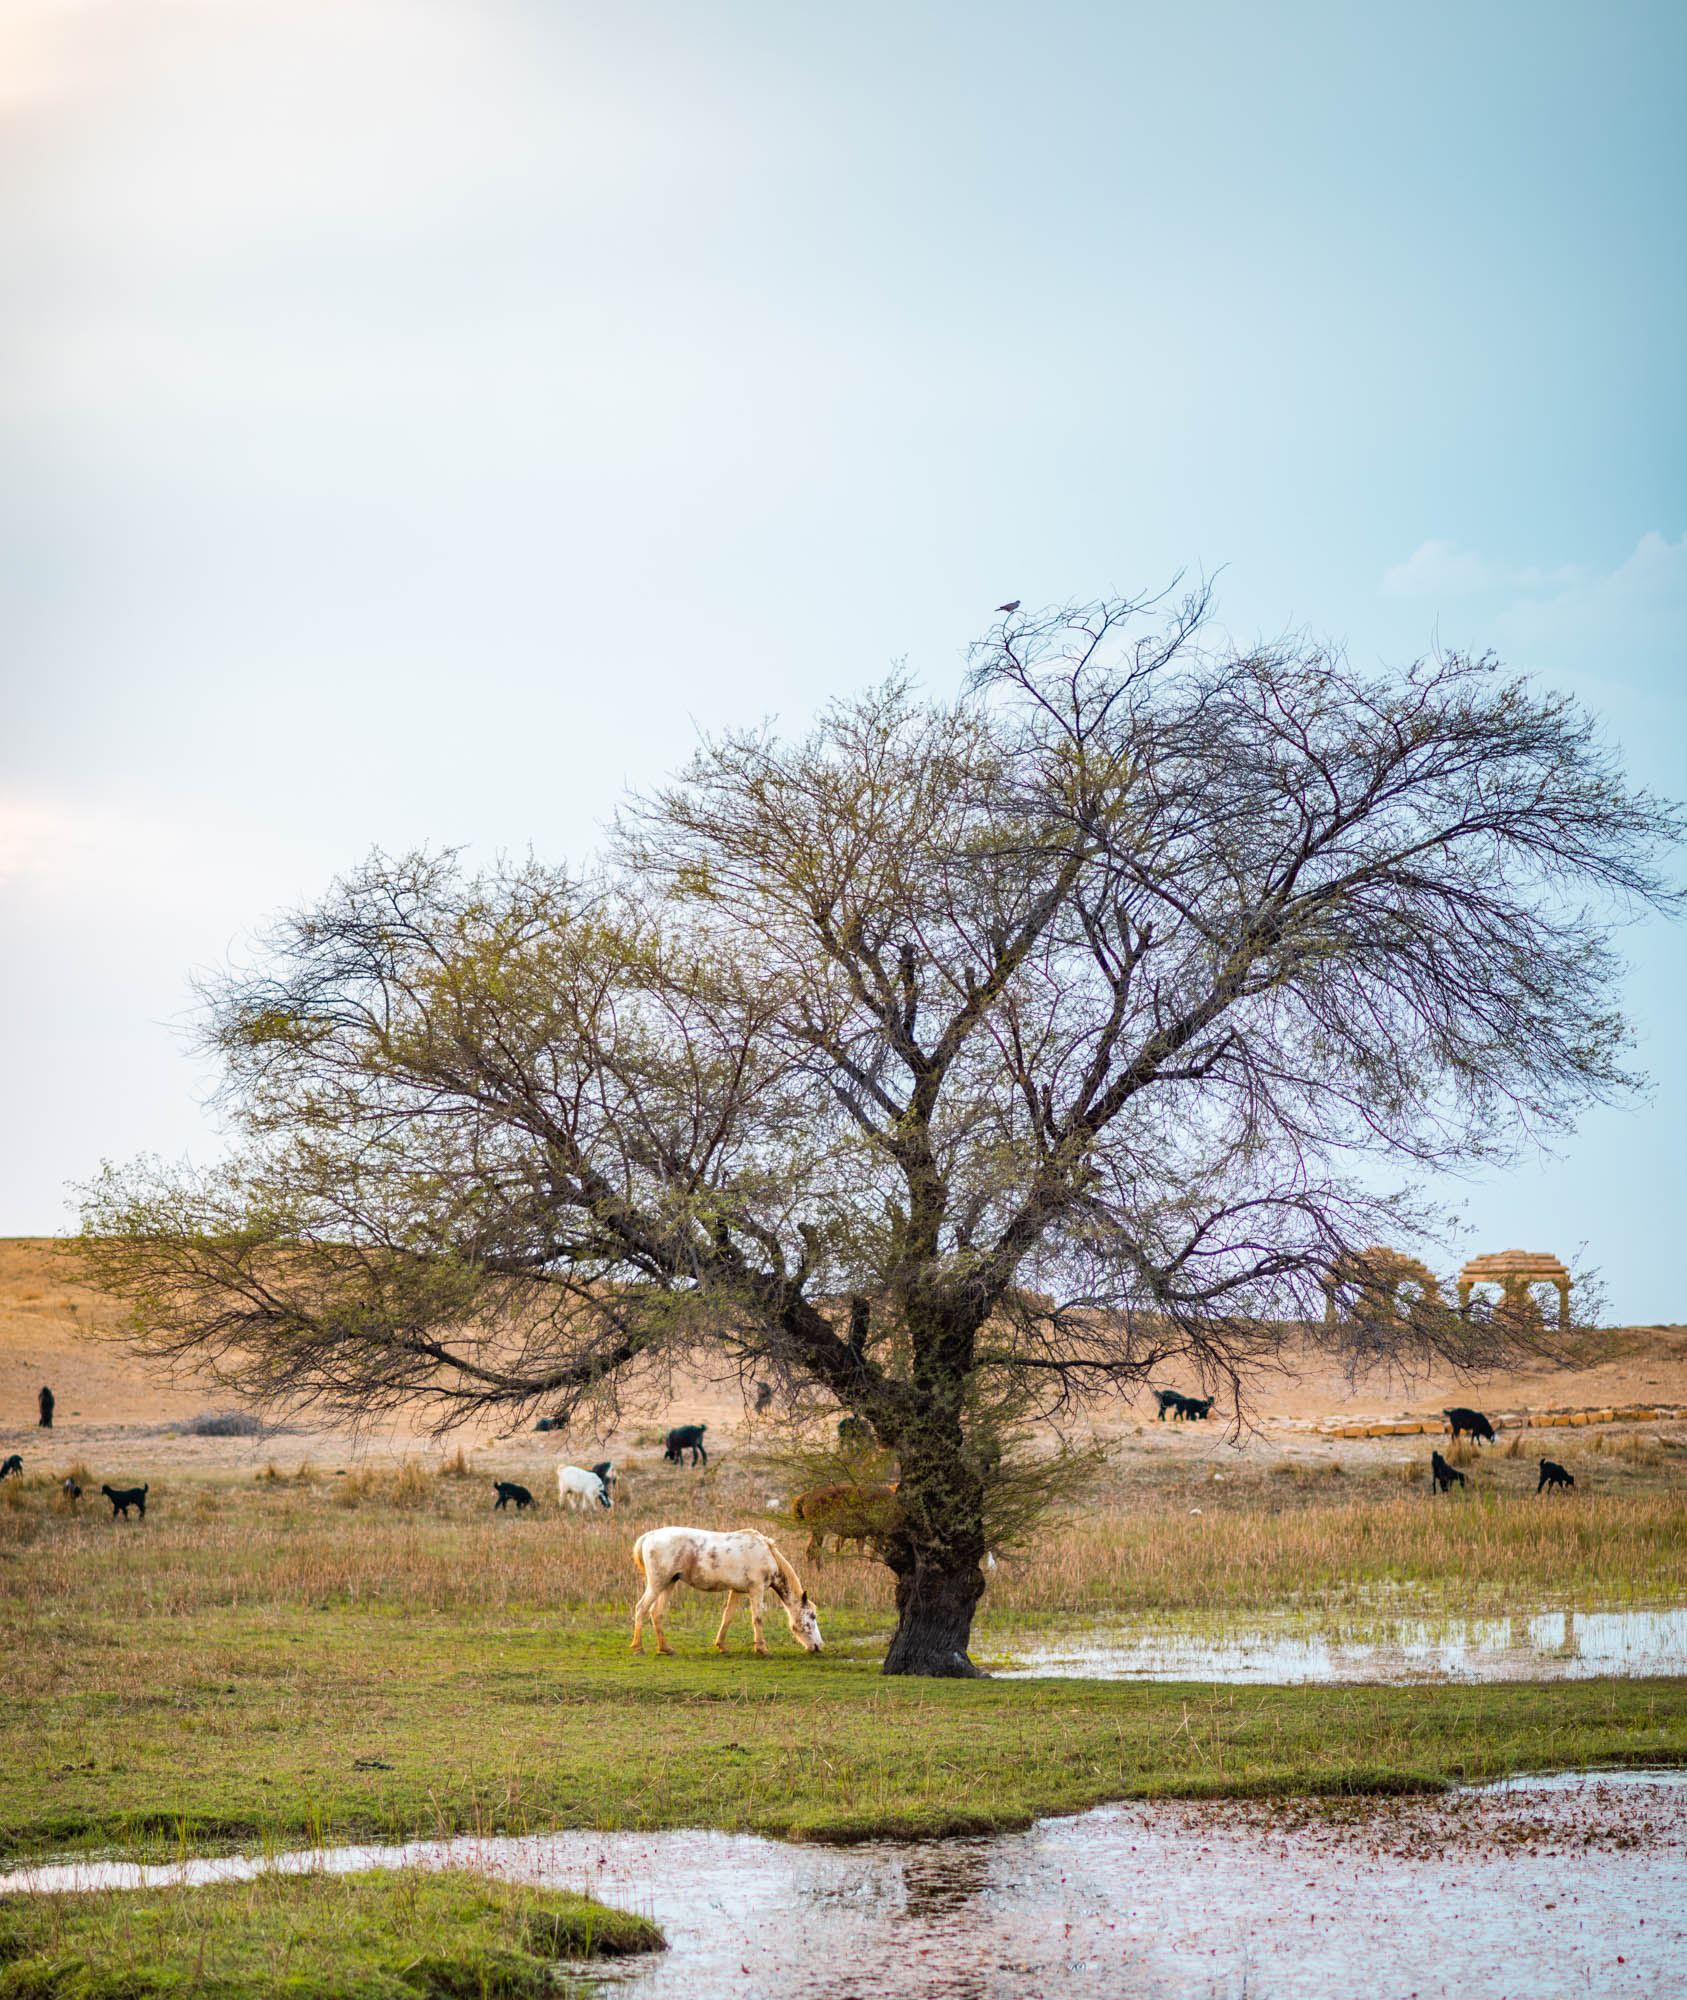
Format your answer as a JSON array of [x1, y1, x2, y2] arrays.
[[557, 1464, 610, 1510], [631, 1526, 823, 1657]]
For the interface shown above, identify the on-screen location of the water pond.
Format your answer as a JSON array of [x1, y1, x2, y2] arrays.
[[991, 1605, 1687, 1683], [5, 1771, 1684, 1998]]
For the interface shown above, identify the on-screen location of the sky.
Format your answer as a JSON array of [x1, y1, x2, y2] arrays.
[[1, 0, 1683, 1317]]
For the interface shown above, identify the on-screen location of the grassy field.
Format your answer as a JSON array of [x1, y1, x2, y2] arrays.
[[0, 1869, 664, 1998], [2, 1450, 1684, 1862]]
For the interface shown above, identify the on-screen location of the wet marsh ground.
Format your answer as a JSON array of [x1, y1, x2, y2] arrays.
[[5, 1777, 1685, 2000], [2, 1444, 1685, 1865]]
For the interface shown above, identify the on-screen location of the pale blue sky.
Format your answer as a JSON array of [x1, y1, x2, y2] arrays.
[[1, 1, 1683, 1315]]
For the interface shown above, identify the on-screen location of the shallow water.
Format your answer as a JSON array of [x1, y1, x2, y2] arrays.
[[5, 1773, 1685, 1999], [993, 1605, 1687, 1682]]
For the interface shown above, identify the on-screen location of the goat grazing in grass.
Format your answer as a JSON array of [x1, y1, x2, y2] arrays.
[[631, 1526, 822, 1657], [0, 1455, 21, 1481], [557, 1464, 611, 1510], [1430, 1451, 1466, 1494], [1444, 1406, 1496, 1444], [62, 1477, 82, 1503], [493, 1480, 534, 1511], [1538, 1458, 1576, 1493], [662, 1424, 708, 1467], [102, 1482, 148, 1518]]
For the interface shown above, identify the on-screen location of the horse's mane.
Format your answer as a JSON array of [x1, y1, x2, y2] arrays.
[[758, 1533, 804, 1602]]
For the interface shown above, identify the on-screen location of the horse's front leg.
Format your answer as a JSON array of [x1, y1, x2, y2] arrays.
[[713, 1590, 740, 1652], [657, 1586, 680, 1656], [749, 1586, 767, 1656]]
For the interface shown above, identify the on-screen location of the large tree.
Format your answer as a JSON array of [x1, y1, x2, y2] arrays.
[[80, 592, 1681, 1674]]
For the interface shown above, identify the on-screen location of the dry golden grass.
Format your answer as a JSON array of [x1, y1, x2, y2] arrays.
[[1, 1449, 1681, 1630], [987, 1487, 1686, 1619], [1590, 1429, 1671, 1468]]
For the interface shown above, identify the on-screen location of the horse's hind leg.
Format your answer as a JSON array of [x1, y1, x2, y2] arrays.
[[713, 1590, 740, 1652]]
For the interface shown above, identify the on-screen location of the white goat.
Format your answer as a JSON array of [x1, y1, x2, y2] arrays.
[[556, 1463, 611, 1510]]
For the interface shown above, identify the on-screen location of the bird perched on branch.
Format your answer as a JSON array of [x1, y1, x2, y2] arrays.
[[996, 599, 1020, 613]]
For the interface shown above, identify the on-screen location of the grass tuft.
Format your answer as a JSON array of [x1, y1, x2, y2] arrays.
[[0, 1870, 663, 2000]]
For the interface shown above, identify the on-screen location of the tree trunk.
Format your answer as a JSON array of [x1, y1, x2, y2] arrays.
[[881, 1553, 988, 1677], [877, 1295, 992, 1675]]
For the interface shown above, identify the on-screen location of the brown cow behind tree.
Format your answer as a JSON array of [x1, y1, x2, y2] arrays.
[[792, 1481, 901, 1564]]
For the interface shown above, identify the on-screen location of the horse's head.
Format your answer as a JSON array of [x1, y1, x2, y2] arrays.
[[786, 1590, 824, 1653]]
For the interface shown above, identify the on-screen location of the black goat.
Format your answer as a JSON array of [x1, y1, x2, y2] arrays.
[[1157, 1391, 1214, 1422], [1538, 1459, 1575, 1493], [62, 1477, 82, 1503], [493, 1480, 534, 1511], [0, 1454, 21, 1480], [753, 1380, 774, 1414], [589, 1459, 617, 1499], [1430, 1451, 1466, 1493], [663, 1424, 708, 1466], [102, 1482, 149, 1518], [1443, 1406, 1496, 1444]]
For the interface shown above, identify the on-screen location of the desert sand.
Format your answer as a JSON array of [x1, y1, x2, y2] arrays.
[[4, 1236, 1684, 1485]]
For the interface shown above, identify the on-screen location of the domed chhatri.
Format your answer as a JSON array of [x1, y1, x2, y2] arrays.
[[1456, 1250, 1571, 1332], [1322, 1246, 1443, 1323]]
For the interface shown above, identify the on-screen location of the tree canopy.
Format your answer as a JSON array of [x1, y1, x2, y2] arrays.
[[80, 590, 1683, 1673]]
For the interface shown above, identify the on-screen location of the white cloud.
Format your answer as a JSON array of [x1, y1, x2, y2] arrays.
[[1375, 530, 1686, 790], [0, 793, 210, 895], [1493, 528, 1686, 661], [2, 0, 709, 250], [1381, 539, 1497, 598], [0, 0, 106, 115], [0, 797, 95, 886], [1383, 529, 1686, 622], [0, 789, 339, 925], [1491, 529, 1687, 742]]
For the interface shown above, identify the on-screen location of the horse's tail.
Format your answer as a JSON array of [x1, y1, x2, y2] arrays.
[[632, 1533, 647, 1577], [760, 1534, 805, 1603]]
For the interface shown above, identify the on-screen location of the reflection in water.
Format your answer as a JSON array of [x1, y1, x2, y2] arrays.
[[994, 1605, 1687, 1682], [897, 1845, 993, 1921], [890, 1849, 996, 2000], [4, 1775, 1684, 1999]]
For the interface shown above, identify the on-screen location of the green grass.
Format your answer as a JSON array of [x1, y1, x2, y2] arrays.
[[2, 1457, 1684, 1862], [0, 1868, 663, 1998], [3, 1605, 1684, 1860]]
